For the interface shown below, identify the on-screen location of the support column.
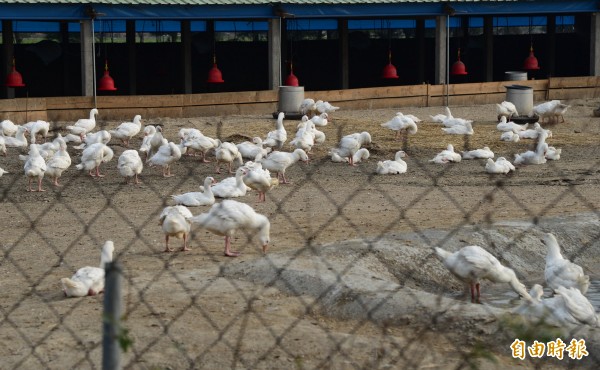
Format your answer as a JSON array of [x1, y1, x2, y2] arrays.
[[416, 19, 426, 83], [3, 21, 15, 99], [591, 13, 600, 76], [435, 15, 448, 85], [181, 20, 192, 94], [268, 18, 282, 89], [80, 19, 94, 97], [126, 20, 137, 95], [339, 19, 349, 89], [546, 16, 556, 78], [483, 16, 494, 82]]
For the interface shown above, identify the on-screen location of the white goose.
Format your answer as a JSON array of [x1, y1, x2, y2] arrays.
[[496, 116, 527, 133], [66, 108, 98, 135], [0, 119, 19, 136], [61, 240, 114, 297], [0, 167, 9, 177], [190, 199, 270, 257], [211, 167, 248, 198], [429, 144, 462, 164], [4, 126, 29, 149], [236, 137, 270, 160], [215, 140, 243, 174], [148, 141, 182, 177], [299, 98, 316, 116], [462, 146, 494, 160], [517, 284, 598, 327], [110, 114, 142, 147], [310, 113, 328, 127], [329, 148, 369, 164], [23, 120, 50, 144], [496, 101, 519, 121], [376, 150, 407, 174], [514, 143, 548, 165], [533, 100, 569, 123], [259, 148, 309, 184], [263, 112, 287, 150], [24, 143, 47, 192], [381, 113, 418, 141], [485, 157, 515, 174], [159, 205, 193, 252], [290, 122, 315, 153], [315, 100, 340, 115], [117, 149, 144, 184], [73, 130, 111, 150], [45, 139, 71, 187], [336, 131, 372, 166], [500, 131, 520, 142], [183, 131, 218, 162], [434, 245, 531, 302], [442, 121, 473, 135], [543, 233, 590, 294], [430, 106, 453, 123], [75, 142, 114, 177], [172, 176, 216, 207], [147, 126, 167, 161], [545, 146, 562, 160], [243, 163, 278, 202], [0, 136, 6, 156]]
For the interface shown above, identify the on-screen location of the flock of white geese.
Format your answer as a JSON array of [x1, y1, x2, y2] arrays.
[[3, 97, 596, 329]]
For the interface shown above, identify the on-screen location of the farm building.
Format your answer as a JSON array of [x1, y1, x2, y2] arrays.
[[0, 0, 599, 100]]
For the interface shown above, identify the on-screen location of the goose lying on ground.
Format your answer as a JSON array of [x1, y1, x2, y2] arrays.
[[462, 147, 494, 160], [376, 150, 407, 174], [61, 241, 114, 297], [429, 144, 461, 164], [485, 157, 515, 174], [172, 176, 216, 207]]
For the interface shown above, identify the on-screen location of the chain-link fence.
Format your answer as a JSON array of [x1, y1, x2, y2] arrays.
[[2, 103, 600, 369]]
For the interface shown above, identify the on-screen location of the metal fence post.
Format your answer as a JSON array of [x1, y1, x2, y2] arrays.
[[103, 261, 122, 370]]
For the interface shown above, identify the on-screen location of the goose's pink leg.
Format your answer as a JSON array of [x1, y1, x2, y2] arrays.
[[180, 233, 191, 251], [201, 151, 210, 163], [95, 165, 105, 177], [164, 235, 173, 252], [53, 177, 62, 187], [224, 236, 240, 257], [280, 172, 290, 184], [470, 283, 476, 302], [36, 177, 45, 192]]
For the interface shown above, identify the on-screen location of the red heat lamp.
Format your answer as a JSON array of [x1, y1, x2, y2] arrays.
[[98, 60, 117, 91], [285, 62, 299, 86], [207, 54, 224, 84], [381, 49, 399, 79], [6, 58, 25, 87], [523, 44, 540, 70], [451, 48, 468, 76]]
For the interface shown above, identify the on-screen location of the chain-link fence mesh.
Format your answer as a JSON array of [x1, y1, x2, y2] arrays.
[[2, 102, 600, 369]]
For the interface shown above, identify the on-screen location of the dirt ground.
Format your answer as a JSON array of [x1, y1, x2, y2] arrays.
[[2, 98, 600, 369]]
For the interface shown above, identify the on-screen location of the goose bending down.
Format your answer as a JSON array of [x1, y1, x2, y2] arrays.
[[183, 131, 218, 162], [434, 245, 531, 303], [376, 150, 408, 174], [243, 163, 278, 202], [45, 139, 71, 186], [148, 141, 182, 177], [381, 113, 418, 141], [310, 113, 328, 127], [263, 112, 287, 150], [496, 101, 519, 121], [67, 108, 98, 135], [61, 240, 114, 297], [258, 148, 309, 184], [110, 114, 142, 147], [75, 142, 114, 177], [117, 149, 144, 184], [336, 131, 372, 166], [24, 143, 47, 192], [429, 144, 462, 164], [485, 157, 515, 174], [171, 176, 216, 207], [215, 140, 243, 174], [23, 120, 50, 144], [190, 199, 270, 257], [329, 148, 369, 164], [516, 284, 598, 327], [0, 119, 19, 136], [533, 100, 570, 123], [4, 126, 29, 149], [64, 132, 85, 145], [73, 130, 112, 150], [236, 137, 271, 160], [299, 98, 316, 116], [211, 167, 248, 198], [315, 100, 340, 115], [159, 205, 193, 252], [543, 233, 590, 294], [462, 146, 494, 160]]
